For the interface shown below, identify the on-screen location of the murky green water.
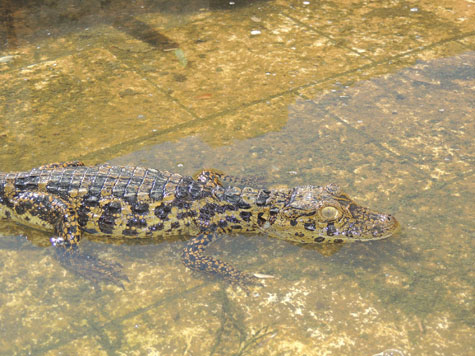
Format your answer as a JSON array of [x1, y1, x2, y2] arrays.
[[0, 1, 474, 355]]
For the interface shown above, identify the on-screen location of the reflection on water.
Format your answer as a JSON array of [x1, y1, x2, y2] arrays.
[[0, 0, 474, 355]]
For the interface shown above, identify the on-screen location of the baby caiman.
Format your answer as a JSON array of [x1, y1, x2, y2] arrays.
[[0, 162, 400, 288]]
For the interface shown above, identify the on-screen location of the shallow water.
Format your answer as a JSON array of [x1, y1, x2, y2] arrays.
[[0, 1, 474, 355]]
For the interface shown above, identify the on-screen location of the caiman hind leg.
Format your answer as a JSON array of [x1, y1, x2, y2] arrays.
[[52, 213, 129, 289], [181, 233, 263, 289], [54, 244, 129, 290], [11, 191, 128, 288]]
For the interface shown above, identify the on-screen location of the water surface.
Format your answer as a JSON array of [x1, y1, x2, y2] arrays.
[[0, 1, 474, 355]]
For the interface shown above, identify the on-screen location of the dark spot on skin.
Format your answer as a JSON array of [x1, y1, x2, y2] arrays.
[[82, 228, 98, 234], [238, 201, 251, 209], [15, 177, 38, 190], [304, 222, 315, 231], [127, 217, 147, 228], [314, 236, 325, 243], [30, 196, 59, 223], [257, 212, 266, 227], [177, 211, 197, 219], [154, 204, 171, 220], [226, 215, 240, 223], [294, 232, 304, 237], [5, 211, 11, 219], [199, 203, 234, 220], [171, 221, 180, 229], [123, 229, 138, 236], [231, 225, 241, 229], [83, 194, 100, 206], [326, 223, 336, 236], [105, 201, 121, 213], [218, 220, 228, 228], [45, 182, 59, 195], [98, 214, 115, 234], [256, 190, 270, 206], [30, 207, 41, 217], [224, 190, 241, 204], [269, 207, 279, 215], [15, 204, 26, 215], [175, 181, 191, 200], [174, 201, 192, 210], [149, 223, 164, 231], [199, 203, 216, 219], [224, 204, 237, 211], [239, 211, 252, 222], [334, 239, 343, 243], [290, 219, 297, 226], [189, 181, 203, 200], [77, 205, 89, 226], [14, 178, 26, 190]]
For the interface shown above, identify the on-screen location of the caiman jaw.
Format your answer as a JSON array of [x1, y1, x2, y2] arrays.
[[259, 185, 400, 244]]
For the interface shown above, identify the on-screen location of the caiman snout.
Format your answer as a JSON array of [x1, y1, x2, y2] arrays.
[[370, 213, 400, 239]]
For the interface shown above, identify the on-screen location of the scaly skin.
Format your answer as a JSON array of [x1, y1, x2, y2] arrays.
[[0, 162, 400, 288]]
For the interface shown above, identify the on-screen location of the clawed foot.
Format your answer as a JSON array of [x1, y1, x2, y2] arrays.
[[231, 273, 263, 294], [55, 247, 129, 289], [182, 234, 274, 293], [230, 272, 275, 294]]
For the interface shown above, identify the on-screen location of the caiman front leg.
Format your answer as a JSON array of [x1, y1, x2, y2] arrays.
[[11, 192, 128, 288], [181, 233, 262, 289]]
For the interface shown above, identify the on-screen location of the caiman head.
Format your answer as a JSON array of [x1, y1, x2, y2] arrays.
[[264, 184, 400, 243]]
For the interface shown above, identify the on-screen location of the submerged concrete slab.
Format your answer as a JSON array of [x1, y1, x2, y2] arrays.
[[0, 48, 195, 171]]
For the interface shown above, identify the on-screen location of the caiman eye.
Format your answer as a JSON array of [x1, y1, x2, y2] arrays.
[[320, 206, 340, 220]]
